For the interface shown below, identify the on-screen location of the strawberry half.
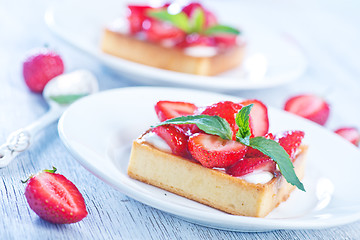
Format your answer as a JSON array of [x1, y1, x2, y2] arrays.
[[200, 101, 243, 140], [127, 5, 151, 34], [155, 100, 197, 122], [144, 19, 186, 44], [152, 125, 190, 158], [188, 133, 247, 168], [245, 133, 275, 158], [284, 94, 330, 125], [240, 99, 269, 137], [226, 156, 276, 177], [276, 130, 305, 160], [334, 127, 360, 146], [24, 167, 87, 224]]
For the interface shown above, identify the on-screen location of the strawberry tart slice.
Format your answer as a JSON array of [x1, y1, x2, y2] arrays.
[[128, 100, 307, 217], [101, 2, 245, 76]]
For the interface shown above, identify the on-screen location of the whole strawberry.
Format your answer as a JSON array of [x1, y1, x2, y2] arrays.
[[23, 167, 87, 224], [23, 48, 64, 93]]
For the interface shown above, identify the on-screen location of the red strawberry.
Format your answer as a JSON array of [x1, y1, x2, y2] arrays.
[[277, 130, 305, 160], [226, 156, 276, 177], [23, 48, 64, 93], [213, 34, 238, 48], [200, 101, 243, 140], [177, 33, 215, 48], [245, 133, 275, 158], [152, 125, 190, 157], [144, 19, 186, 44], [24, 167, 87, 224], [284, 94, 330, 125], [334, 127, 360, 146], [155, 101, 197, 122], [240, 99, 269, 137], [127, 5, 151, 34], [188, 133, 247, 168]]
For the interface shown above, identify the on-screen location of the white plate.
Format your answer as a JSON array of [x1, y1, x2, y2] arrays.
[[58, 87, 360, 232], [45, 0, 307, 91]]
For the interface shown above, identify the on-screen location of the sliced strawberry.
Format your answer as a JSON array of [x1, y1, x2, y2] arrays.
[[213, 34, 238, 48], [188, 133, 247, 168], [127, 5, 151, 34], [284, 94, 330, 125], [152, 125, 190, 158], [240, 99, 269, 137], [144, 19, 186, 44], [226, 156, 276, 177], [334, 127, 360, 146], [176, 33, 215, 48], [24, 168, 87, 224], [277, 130, 305, 160], [245, 133, 275, 158], [155, 101, 197, 122], [200, 101, 243, 140]]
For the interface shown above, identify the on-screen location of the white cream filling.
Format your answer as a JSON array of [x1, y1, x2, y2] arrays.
[[239, 170, 274, 184], [141, 132, 172, 153], [183, 46, 218, 57]]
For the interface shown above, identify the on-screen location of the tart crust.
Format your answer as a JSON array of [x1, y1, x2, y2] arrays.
[[100, 28, 246, 76], [127, 140, 307, 217]]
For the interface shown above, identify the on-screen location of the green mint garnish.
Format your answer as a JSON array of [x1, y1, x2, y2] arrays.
[[235, 104, 253, 146], [235, 105, 305, 192], [190, 7, 205, 33], [49, 94, 87, 105], [147, 8, 240, 36], [154, 115, 232, 140], [248, 137, 305, 191], [204, 24, 240, 36], [147, 10, 190, 33]]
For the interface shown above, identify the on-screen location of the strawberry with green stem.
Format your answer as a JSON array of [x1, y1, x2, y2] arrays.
[[23, 167, 88, 224]]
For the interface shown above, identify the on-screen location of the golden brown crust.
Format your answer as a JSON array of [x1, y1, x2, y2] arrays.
[[100, 28, 245, 76], [127, 140, 307, 217]]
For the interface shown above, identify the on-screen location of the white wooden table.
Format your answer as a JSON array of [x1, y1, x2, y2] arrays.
[[1, 0, 360, 239]]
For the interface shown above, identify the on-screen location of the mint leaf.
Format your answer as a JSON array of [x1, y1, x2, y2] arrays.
[[49, 94, 87, 105], [154, 115, 232, 140], [147, 9, 190, 33], [204, 24, 240, 36], [235, 104, 253, 146], [249, 137, 305, 191], [189, 7, 205, 33], [234, 104, 305, 191]]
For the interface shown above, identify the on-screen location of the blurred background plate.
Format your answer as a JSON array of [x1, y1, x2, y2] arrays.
[[45, 0, 307, 91]]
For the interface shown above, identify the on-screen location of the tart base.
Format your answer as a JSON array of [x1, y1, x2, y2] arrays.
[[127, 140, 307, 217], [100, 28, 245, 76]]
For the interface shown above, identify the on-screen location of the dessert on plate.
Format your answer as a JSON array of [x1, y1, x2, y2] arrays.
[[128, 100, 307, 217], [101, 2, 245, 76]]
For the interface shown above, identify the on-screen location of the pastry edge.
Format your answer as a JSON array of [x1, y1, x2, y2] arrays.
[[127, 140, 307, 217]]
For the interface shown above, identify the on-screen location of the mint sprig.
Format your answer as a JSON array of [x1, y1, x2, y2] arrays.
[[147, 10, 190, 33], [147, 7, 240, 36], [154, 115, 232, 140], [236, 105, 305, 191]]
